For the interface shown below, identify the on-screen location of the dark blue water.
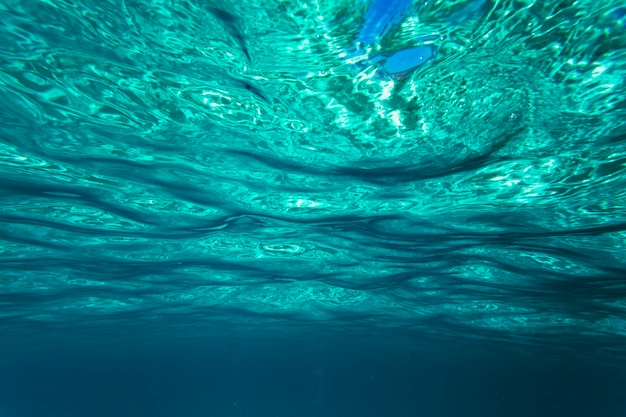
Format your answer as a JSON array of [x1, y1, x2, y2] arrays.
[[1, 0, 626, 416]]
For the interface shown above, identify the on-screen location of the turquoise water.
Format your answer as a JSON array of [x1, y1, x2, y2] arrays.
[[1, 0, 626, 400]]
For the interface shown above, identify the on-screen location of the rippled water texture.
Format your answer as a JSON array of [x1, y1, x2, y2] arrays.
[[1, 0, 625, 360]]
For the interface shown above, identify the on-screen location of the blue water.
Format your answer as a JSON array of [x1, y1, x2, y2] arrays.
[[1, 0, 626, 416]]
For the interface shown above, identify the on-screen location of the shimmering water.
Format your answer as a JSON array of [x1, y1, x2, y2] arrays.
[[1, 0, 626, 415]]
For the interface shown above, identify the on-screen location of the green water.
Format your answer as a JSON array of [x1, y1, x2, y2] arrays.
[[0, 0, 625, 362]]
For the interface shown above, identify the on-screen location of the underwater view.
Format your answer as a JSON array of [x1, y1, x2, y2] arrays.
[[1, 0, 626, 416]]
